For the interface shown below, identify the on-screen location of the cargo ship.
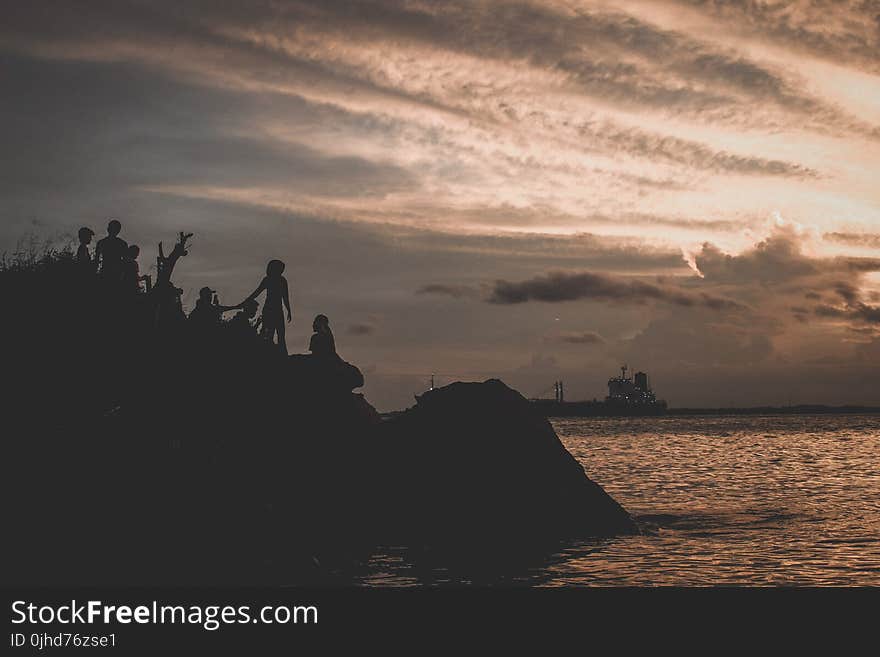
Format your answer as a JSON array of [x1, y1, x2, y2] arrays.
[[530, 365, 667, 417]]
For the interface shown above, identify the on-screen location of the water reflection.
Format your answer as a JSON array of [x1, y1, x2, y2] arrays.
[[355, 414, 880, 586]]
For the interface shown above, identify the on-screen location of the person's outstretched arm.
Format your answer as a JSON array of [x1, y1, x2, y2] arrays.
[[241, 278, 267, 306], [282, 278, 292, 322]]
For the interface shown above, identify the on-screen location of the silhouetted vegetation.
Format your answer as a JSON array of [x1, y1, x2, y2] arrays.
[[3, 233, 375, 584]]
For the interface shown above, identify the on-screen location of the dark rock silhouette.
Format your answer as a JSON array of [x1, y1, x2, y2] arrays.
[[374, 380, 638, 542]]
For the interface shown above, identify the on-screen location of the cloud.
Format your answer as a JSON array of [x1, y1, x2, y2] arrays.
[[692, 224, 880, 286], [0, 53, 416, 202], [416, 283, 478, 299], [849, 326, 880, 338], [1, 0, 879, 410], [691, 226, 880, 335], [824, 232, 880, 249], [676, 0, 880, 74], [487, 270, 744, 310], [347, 322, 376, 335], [557, 330, 605, 345], [689, 236, 880, 340], [693, 230, 818, 283], [576, 121, 818, 178], [623, 315, 775, 367], [248, 1, 872, 134], [814, 302, 880, 325], [394, 226, 690, 272]]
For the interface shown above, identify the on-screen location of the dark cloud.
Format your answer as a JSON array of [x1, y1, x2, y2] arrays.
[[487, 271, 744, 310], [396, 227, 689, 272], [837, 257, 880, 273], [0, 54, 415, 200], [623, 315, 775, 367], [833, 281, 860, 304], [576, 121, 817, 177], [804, 277, 880, 327], [694, 227, 880, 298], [695, 229, 819, 283], [114, 135, 412, 196], [824, 232, 880, 249], [2, 0, 872, 141], [849, 326, 880, 337], [416, 283, 477, 299], [791, 307, 810, 323], [557, 331, 605, 345], [693, 230, 880, 336], [292, 0, 858, 129], [347, 323, 376, 335], [614, 215, 743, 231], [677, 0, 880, 74], [815, 302, 880, 325]]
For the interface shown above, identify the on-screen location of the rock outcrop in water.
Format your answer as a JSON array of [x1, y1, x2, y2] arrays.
[[373, 380, 638, 542]]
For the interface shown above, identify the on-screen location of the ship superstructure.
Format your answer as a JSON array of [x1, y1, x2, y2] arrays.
[[531, 365, 667, 417], [606, 365, 659, 406]]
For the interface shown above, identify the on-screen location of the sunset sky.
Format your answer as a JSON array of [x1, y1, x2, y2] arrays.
[[2, 0, 879, 410]]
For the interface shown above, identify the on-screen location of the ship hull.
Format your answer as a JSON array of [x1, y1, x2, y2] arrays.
[[530, 400, 667, 418]]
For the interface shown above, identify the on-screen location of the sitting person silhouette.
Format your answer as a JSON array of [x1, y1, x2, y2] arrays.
[[76, 227, 95, 267], [189, 286, 235, 328], [121, 244, 148, 293], [299, 314, 363, 391], [94, 219, 128, 282], [309, 314, 337, 359], [240, 259, 292, 354], [227, 299, 260, 337]]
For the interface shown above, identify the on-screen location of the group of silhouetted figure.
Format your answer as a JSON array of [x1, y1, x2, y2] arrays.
[[74, 219, 345, 367]]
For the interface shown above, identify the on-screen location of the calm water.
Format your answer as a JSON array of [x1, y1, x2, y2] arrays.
[[358, 414, 880, 586]]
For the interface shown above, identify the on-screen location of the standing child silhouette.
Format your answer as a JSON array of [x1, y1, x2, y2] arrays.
[[76, 227, 95, 267], [242, 259, 292, 354], [121, 244, 147, 294], [95, 219, 128, 282]]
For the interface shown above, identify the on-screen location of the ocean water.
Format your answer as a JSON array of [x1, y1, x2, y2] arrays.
[[359, 414, 880, 586]]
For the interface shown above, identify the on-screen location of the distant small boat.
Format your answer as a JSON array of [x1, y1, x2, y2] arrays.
[[530, 365, 668, 417]]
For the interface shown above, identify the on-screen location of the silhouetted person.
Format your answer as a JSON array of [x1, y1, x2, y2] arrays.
[[241, 259, 291, 354], [121, 244, 147, 293], [309, 314, 337, 359], [95, 219, 128, 282], [227, 299, 260, 338], [189, 286, 235, 328], [76, 227, 94, 267], [302, 313, 364, 391]]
